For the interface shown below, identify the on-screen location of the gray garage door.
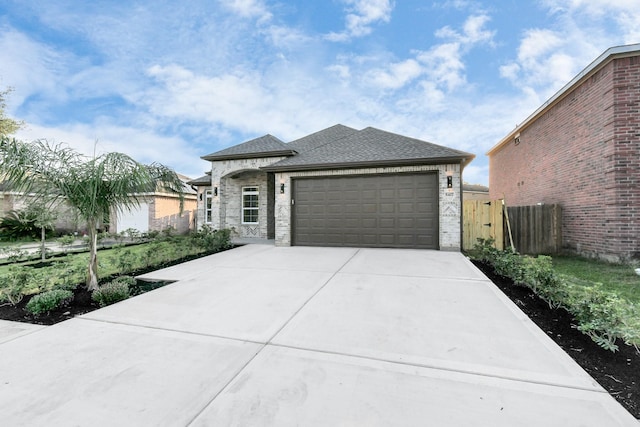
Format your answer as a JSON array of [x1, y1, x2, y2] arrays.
[[292, 173, 439, 249]]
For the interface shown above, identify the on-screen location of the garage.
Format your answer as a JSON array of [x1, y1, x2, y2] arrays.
[[292, 173, 439, 249]]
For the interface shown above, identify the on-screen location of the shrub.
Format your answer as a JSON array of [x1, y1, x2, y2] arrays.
[[0, 266, 51, 304], [468, 240, 640, 351], [26, 289, 73, 315], [57, 234, 76, 251], [92, 277, 132, 307], [192, 226, 232, 252]]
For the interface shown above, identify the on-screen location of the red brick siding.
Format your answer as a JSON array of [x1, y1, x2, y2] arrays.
[[609, 57, 640, 259], [490, 57, 640, 261]]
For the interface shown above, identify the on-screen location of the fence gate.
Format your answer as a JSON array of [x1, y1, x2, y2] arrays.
[[463, 199, 504, 251]]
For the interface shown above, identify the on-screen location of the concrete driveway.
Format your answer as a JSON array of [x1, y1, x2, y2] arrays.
[[0, 245, 637, 426]]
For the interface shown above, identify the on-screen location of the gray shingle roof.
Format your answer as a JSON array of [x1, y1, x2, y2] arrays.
[[262, 126, 474, 171], [463, 183, 489, 192], [287, 124, 358, 152], [202, 134, 295, 161], [187, 174, 212, 186]]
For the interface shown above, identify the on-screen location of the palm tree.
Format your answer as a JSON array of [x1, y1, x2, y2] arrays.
[[0, 138, 185, 290]]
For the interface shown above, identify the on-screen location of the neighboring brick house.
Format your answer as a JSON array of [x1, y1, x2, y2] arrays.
[[192, 124, 474, 250], [111, 174, 198, 234], [1, 175, 198, 235], [488, 44, 640, 262], [463, 183, 490, 201]]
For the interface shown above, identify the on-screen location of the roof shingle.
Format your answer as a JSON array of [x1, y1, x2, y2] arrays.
[[262, 126, 474, 171], [202, 134, 295, 161]]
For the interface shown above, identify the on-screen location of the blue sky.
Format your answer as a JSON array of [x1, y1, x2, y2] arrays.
[[1, 0, 638, 185]]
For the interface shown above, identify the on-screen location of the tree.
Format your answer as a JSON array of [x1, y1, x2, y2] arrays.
[[0, 88, 23, 137], [0, 139, 185, 290]]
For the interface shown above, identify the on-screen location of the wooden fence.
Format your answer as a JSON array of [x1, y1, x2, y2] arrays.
[[506, 204, 562, 255], [463, 199, 504, 251]]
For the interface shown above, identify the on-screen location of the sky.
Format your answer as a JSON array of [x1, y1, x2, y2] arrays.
[[1, 1, 638, 185]]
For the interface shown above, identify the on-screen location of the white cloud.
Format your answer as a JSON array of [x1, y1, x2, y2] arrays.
[[15, 121, 208, 178], [0, 27, 68, 107], [219, 0, 272, 22], [436, 13, 495, 45], [503, 0, 640, 101], [417, 43, 466, 91], [326, 0, 394, 41], [365, 59, 422, 89]]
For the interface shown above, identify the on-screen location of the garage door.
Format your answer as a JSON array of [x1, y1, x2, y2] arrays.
[[292, 173, 439, 249]]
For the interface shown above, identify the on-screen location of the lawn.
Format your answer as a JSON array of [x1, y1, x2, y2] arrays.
[[0, 228, 232, 305], [552, 255, 640, 305]]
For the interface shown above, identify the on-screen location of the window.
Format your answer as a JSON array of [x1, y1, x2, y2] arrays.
[[242, 186, 259, 224], [205, 189, 213, 223]]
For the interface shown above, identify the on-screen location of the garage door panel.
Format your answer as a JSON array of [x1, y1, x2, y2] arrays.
[[293, 173, 439, 249]]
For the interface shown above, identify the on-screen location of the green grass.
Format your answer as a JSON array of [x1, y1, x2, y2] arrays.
[[553, 255, 640, 305]]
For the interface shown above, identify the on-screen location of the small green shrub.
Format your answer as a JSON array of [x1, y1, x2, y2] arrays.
[[192, 226, 232, 252], [57, 234, 76, 251], [26, 289, 73, 315], [0, 266, 51, 304], [0, 209, 46, 240], [468, 240, 640, 351], [92, 277, 132, 307]]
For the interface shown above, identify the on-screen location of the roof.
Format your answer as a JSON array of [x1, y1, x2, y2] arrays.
[[262, 126, 474, 172], [463, 183, 489, 192], [186, 174, 211, 186], [287, 124, 358, 152], [488, 43, 640, 156], [202, 134, 296, 161]]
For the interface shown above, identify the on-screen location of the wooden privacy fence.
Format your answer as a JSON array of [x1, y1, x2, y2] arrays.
[[463, 200, 562, 254], [463, 199, 504, 251], [507, 204, 562, 255]]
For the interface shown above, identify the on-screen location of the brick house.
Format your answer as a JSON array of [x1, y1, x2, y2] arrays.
[[488, 44, 640, 262], [111, 174, 198, 234], [191, 124, 474, 250], [0, 175, 198, 235]]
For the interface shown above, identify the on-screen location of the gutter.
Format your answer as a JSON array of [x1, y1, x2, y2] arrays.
[[261, 154, 475, 172], [201, 150, 296, 161], [487, 43, 640, 156]]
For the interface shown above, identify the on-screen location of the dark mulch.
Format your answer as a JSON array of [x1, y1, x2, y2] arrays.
[[0, 248, 230, 326], [472, 260, 639, 419], [0, 287, 97, 325]]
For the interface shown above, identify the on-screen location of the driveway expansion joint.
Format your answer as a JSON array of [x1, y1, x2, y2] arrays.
[[266, 342, 607, 394]]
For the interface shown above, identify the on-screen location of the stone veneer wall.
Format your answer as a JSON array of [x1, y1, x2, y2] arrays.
[[274, 164, 463, 250], [207, 156, 288, 237]]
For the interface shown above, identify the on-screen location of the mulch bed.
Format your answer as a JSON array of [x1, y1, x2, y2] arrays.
[[472, 260, 639, 419], [0, 287, 96, 325]]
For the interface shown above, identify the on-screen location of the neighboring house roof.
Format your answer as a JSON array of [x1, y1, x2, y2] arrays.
[[287, 124, 358, 152], [463, 183, 489, 193], [488, 43, 640, 156], [262, 126, 474, 172], [202, 134, 296, 161], [187, 174, 212, 186]]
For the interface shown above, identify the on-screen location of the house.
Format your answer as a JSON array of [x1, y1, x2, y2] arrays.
[[193, 124, 474, 250], [0, 174, 198, 236], [111, 174, 198, 235], [463, 183, 490, 201], [488, 43, 640, 262]]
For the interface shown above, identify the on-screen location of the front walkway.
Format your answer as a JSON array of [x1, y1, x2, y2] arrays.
[[0, 245, 636, 426]]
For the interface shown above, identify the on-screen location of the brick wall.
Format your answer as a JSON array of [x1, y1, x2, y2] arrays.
[[609, 56, 640, 260], [148, 194, 197, 234], [490, 56, 640, 261]]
